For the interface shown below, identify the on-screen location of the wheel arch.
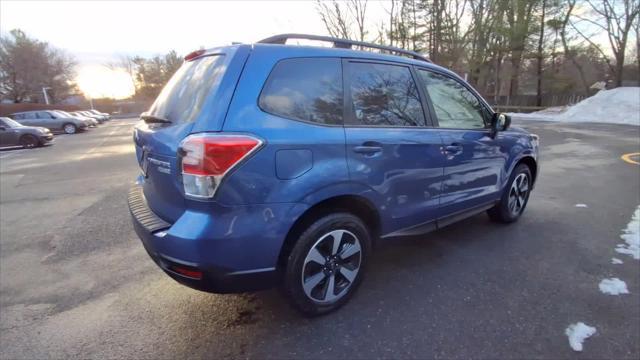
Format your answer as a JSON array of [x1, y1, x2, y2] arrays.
[[277, 194, 381, 270], [516, 156, 538, 186], [19, 133, 38, 146]]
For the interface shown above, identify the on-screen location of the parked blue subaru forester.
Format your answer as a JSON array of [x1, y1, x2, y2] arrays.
[[129, 34, 539, 315]]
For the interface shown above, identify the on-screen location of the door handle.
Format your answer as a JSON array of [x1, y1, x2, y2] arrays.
[[354, 141, 383, 155], [444, 144, 463, 154], [354, 145, 382, 154]]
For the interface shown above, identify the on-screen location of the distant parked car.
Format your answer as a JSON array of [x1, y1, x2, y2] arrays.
[[0, 117, 53, 148], [10, 110, 88, 134], [87, 109, 110, 120], [51, 110, 96, 128], [81, 110, 109, 122], [68, 111, 99, 126]]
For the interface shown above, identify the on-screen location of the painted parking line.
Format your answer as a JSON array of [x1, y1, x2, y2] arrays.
[[621, 152, 640, 165]]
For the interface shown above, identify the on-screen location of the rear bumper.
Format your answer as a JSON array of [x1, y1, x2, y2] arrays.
[[128, 184, 306, 293]]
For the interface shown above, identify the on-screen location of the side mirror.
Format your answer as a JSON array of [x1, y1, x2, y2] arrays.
[[491, 113, 511, 137]]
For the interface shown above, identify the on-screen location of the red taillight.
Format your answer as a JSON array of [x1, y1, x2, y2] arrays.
[[170, 265, 203, 280], [184, 49, 205, 61], [179, 134, 262, 198]]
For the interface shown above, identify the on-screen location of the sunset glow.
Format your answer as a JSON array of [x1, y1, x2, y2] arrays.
[[76, 65, 135, 99]]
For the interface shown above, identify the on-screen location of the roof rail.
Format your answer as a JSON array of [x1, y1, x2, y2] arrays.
[[257, 33, 431, 63]]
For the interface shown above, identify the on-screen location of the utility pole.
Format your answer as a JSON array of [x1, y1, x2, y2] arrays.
[[42, 87, 52, 105]]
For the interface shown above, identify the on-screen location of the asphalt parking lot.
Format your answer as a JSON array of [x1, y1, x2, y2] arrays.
[[1, 118, 639, 359]]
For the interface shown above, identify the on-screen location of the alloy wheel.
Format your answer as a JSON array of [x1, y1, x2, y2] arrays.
[[301, 229, 362, 304], [64, 124, 76, 134], [508, 173, 529, 216]]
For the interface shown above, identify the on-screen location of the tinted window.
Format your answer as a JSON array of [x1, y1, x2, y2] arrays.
[[37, 112, 52, 119], [418, 70, 486, 129], [348, 62, 425, 127], [148, 54, 226, 124], [12, 114, 23, 120], [260, 58, 343, 125]]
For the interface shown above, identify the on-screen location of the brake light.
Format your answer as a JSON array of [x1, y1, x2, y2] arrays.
[[179, 134, 263, 198], [184, 49, 205, 61]]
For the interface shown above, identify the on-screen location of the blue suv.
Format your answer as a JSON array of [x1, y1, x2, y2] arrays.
[[129, 34, 539, 315]]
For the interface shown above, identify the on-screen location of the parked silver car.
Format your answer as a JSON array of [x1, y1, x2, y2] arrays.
[[10, 110, 88, 134], [0, 117, 53, 148], [51, 110, 96, 127], [87, 109, 110, 120], [78, 110, 107, 123], [68, 111, 99, 126]]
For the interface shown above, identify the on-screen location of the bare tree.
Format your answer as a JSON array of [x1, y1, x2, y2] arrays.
[[572, 0, 640, 87], [557, 0, 591, 93], [505, 0, 540, 96], [0, 29, 76, 103], [347, 0, 369, 42], [316, 0, 352, 39]]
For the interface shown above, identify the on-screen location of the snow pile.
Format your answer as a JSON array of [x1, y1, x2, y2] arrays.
[[611, 258, 623, 265], [615, 205, 640, 260], [566, 322, 597, 351], [598, 278, 629, 295], [510, 87, 640, 126]]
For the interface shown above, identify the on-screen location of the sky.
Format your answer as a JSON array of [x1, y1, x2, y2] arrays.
[[0, 0, 622, 98], [0, 0, 389, 65], [0, 0, 385, 98]]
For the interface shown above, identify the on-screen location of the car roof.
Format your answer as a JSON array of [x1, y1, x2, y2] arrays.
[[199, 43, 461, 81]]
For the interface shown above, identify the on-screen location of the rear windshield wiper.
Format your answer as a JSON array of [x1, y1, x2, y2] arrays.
[[141, 114, 172, 124]]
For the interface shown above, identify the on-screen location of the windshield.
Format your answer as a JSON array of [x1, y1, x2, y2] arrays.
[[2, 118, 23, 128], [147, 55, 226, 124], [55, 110, 73, 117]]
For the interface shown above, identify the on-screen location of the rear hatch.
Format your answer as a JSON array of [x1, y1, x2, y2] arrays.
[[133, 45, 250, 222]]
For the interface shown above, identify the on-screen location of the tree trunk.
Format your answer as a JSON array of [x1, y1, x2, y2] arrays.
[[536, 0, 546, 106], [509, 51, 522, 97]]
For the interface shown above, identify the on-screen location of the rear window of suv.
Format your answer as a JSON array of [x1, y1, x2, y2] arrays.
[[147, 54, 226, 124], [259, 58, 343, 125]]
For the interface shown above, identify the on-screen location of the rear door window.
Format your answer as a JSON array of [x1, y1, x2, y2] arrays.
[[147, 54, 227, 124], [347, 62, 425, 127], [259, 58, 343, 125]]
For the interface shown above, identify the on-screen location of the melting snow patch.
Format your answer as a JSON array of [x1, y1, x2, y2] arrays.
[[611, 258, 623, 265], [598, 278, 629, 295], [615, 205, 640, 260], [566, 322, 596, 351], [509, 87, 640, 126], [575, 203, 588, 208]]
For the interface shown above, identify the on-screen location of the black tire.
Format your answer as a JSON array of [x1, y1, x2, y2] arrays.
[[63, 123, 77, 134], [19, 134, 39, 149], [284, 212, 372, 316], [488, 164, 532, 223]]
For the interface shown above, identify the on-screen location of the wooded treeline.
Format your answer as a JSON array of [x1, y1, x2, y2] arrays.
[[317, 0, 640, 105]]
